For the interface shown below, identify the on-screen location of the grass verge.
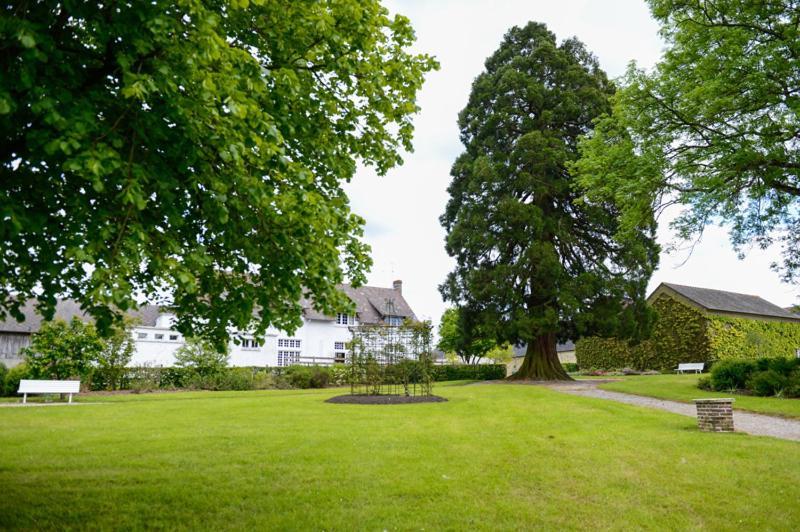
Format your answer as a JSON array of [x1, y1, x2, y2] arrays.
[[599, 374, 800, 419]]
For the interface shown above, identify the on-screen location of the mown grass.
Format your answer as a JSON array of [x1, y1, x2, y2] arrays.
[[1, 382, 799, 530], [599, 374, 800, 419]]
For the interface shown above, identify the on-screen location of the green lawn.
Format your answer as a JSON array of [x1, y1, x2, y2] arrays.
[[599, 374, 800, 419], [1, 383, 799, 530]]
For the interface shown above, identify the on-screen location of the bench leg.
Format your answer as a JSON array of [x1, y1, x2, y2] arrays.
[[68, 393, 73, 404], [23, 393, 27, 404]]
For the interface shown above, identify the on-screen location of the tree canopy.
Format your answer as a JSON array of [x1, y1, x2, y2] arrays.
[[573, 0, 800, 282], [436, 307, 497, 364], [1, 0, 437, 347], [440, 22, 657, 380]]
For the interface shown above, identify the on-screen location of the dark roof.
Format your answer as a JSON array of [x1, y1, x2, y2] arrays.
[[302, 284, 416, 324], [655, 283, 800, 321], [0, 299, 161, 333]]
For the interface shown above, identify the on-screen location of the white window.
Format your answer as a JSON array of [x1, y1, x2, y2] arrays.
[[334, 341, 347, 363], [169, 334, 179, 341], [278, 338, 301, 349], [336, 313, 354, 325], [137, 332, 148, 339], [277, 350, 300, 367], [155, 334, 164, 340], [385, 316, 403, 326]]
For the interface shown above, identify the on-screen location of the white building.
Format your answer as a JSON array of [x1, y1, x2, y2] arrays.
[[130, 280, 417, 367]]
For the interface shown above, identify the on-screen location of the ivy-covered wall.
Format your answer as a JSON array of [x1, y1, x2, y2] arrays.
[[648, 295, 711, 366], [708, 316, 800, 360], [576, 293, 800, 370], [574, 337, 655, 370]]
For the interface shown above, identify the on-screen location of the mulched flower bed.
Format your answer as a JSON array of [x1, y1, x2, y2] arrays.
[[325, 394, 447, 405]]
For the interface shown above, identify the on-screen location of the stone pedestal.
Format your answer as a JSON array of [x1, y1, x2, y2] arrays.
[[694, 398, 734, 432]]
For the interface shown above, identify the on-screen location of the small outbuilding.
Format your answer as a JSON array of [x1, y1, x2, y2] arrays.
[[576, 283, 800, 371]]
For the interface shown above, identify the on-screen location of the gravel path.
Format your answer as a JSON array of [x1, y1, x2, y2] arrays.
[[545, 381, 800, 442]]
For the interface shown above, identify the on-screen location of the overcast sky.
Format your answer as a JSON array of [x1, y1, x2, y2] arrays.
[[343, 0, 800, 327]]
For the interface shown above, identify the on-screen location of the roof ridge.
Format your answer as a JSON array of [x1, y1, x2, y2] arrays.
[[662, 282, 761, 299]]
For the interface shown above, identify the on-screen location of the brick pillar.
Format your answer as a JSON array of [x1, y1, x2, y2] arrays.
[[694, 398, 735, 432]]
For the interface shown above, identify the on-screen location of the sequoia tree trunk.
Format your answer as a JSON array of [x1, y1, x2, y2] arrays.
[[508, 332, 571, 381]]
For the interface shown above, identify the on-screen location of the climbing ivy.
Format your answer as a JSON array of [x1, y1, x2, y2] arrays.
[[708, 317, 800, 361], [576, 295, 800, 370], [574, 337, 655, 371]]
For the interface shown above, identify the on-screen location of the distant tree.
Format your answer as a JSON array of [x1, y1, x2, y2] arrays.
[[441, 23, 657, 380], [23, 318, 104, 380], [174, 338, 229, 378], [437, 307, 496, 364], [94, 319, 136, 390], [486, 344, 514, 365], [0, 1, 437, 348], [573, 0, 800, 282]]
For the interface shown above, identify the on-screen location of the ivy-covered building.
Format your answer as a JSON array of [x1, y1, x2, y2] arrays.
[[576, 283, 800, 371]]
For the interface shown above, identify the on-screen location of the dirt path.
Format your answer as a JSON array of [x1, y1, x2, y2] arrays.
[[542, 380, 800, 442]]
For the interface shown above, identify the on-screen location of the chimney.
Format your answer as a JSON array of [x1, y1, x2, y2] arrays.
[[393, 279, 402, 294]]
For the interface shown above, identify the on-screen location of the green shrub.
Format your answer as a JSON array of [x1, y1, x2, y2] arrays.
[[2, 364, 30, 397], [283, 365, 331, 389], [174, 338, 229, 379], [697, 376, 713, 391], [429, 364, 506, 381], [702, 356, 800, 398], [748, 370, 789, 397], [0, 363, 7, 395], [709, 359, 758, 391], [562, 362, 578, 373], [785, 371, 800, 399]]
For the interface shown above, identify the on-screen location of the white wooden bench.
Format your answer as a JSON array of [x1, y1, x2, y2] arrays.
[[18, 380, 81, 404], [675, 363, 704, 374]]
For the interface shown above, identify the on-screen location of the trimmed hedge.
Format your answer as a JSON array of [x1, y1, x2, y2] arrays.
[[430, 364, 506, 381], [575, 337, 656, 371], [576, 294, 800, 371]]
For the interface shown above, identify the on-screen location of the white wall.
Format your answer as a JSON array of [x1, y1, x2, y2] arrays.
[[130, 315, 356, 367]]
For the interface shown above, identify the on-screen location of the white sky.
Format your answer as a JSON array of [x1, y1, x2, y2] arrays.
[[343, 0, 800, 327]]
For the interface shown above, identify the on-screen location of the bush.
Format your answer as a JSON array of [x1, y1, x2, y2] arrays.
[[786, 371, 800, 399], [747, 370, 789, 397], [2, 364, 30, 397], [702, 356, 800, 398], [0, 363, 7, 395], [429, 364, 506, 381], [562, 363, 578, 373], [283, 365, 331, 389], [709, 359, 758, 391], [174, 338, 229, 379], [697, 376, 713, 391]]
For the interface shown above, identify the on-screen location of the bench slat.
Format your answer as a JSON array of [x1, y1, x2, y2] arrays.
[[18, 380, 81, 394]]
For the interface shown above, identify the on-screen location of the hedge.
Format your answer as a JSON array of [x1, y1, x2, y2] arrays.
[[575, 337, 656, 371], [430, 364, 506, 381]]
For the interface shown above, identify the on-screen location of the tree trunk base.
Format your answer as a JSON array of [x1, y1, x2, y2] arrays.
[[508, 332, 572, 381]]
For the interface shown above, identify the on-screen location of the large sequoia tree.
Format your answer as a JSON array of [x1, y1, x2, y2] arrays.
[[440, 23, 657, 380]]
